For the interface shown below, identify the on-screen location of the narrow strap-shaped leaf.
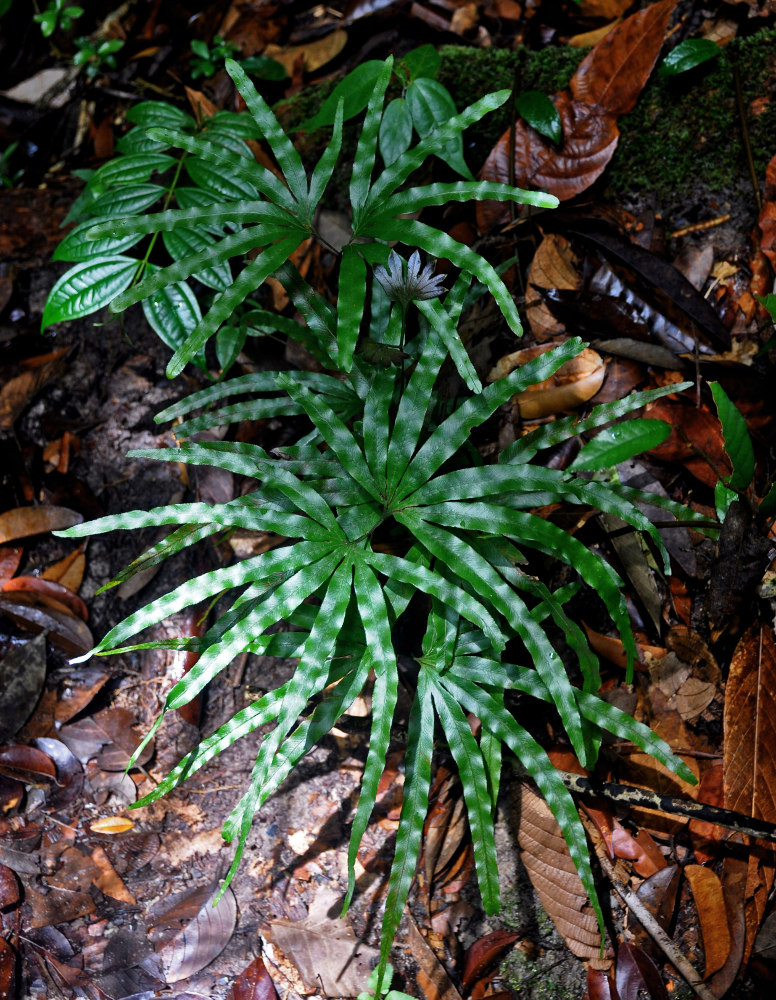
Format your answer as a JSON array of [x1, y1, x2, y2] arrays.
[[385, 332, 448, 499], [395, 339, 584, 500], [440, 672, 604, 939], [376, 180, 560, 220], [364, 549, 504, 652], [374, 218, 524, 337], [168, 235, 302, 377], [597, 479, 712, 528], [164, 549, 343, 710], [421, 599, 459, 669], [407, 463, 566, 507], [259, 462, 344, 535], [248, 559, 353, 791], [480, 692, 502, 810], [100, 523, 220, 592], [362, 370, 396, 494], [343, 559, 400, 911], [175, 396, 305, 437], [416, 297, 481, 394], [422, 502, 636, 682], [274, 260, 337, 352], [398, 511, 588, 764], [92, 541, 329, 655], [127, 442, 269, 479], [337, 245, 368, 371], [378, 668, 434, 987], [277, 374, 381, 501], [431, 679, 500, 914], [146, 126, 294, 206], [225, 58, 308, 206], [87, 200, 297, 240], [308, 98, 344, 213], [349, 57, 393, 218], [500, 382, 694, 464], [365, 90, 512, 209]]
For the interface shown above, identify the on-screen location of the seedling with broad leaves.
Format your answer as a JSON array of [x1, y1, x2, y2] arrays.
[[45, 54, 707, 988]]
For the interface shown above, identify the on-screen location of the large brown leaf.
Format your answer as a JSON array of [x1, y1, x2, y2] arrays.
[[724, 624, 776, 966], [478, 0, 676, 213], [516, 783, 601, 958]]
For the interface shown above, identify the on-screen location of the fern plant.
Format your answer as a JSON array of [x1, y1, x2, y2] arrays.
[[47, 56, 705, 989]]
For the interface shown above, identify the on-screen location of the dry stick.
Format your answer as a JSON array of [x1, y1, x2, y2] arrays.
[[580, 813, 718, 1000]]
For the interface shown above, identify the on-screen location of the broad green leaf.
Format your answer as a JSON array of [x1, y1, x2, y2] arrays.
[[406, 78, 472, 179], [126, 101, 195, 130], [710, 381, 754, 492], [300, 60, 384, 131], [660, 38, 720, 77], [89, 183, 165, 217], [400, 44, 441, 82], [185, 156, 259, 200], [93, 152, 176, 186], [715, 481, 737, 522], [142, 277, 203, 362], [53, 220, 144, 262], [225, 59, 308, 206], [336, 245, 368, 371], [569, 419, 672, 471], [42, 256, 139, 329], [239, 55, 287, 80], [516, 91, 561, 144], [379, 99, 412, 167], [431, 680, 499, 913]]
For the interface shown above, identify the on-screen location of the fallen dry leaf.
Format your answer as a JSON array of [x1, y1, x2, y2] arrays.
[[0, 594, 93, 656], [228, 954, 280, 1000], [488, 343, 605, 419], [265, 29, 347, 74], [0, 505, 83, 545], [0, 546, 22, 583], [0, 632, 47, 743], [684, 864, 732, 978], [90, 844, 135, 903], [90, 816, 135, 835], [40, 543, 86, 592], [154, 883, 237, 982], [525, 234, 580, 341], [2, 576, 88, 620], [516, 782, 601, 958]]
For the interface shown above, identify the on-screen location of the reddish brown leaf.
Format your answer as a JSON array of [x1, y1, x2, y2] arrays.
[[759, 152, 776, 270], [0, 862, 20, 908], [155, 883, 237, 983], [0, 937, 16, 999], [229, 955, 280, 1000], [0, 744, 56, 781], [487, 343, 605, 419], [479, 0, 676, 213], [0, 594, 93, 656], [644, 398, 728, 488], [689, 764, 725, 862], [1, 576, 88, 620], [684, 864, 732, 978], [90, 844, 135, 903], [615, 943, 667, 1000], [461, 930, 520, 992], [59, 707, 154, 769], [0, 505, 82, 545], [0, 546, 22, 584], [525, 234, 580, 341], [586, 967, 618, 1000], [53, 666, 109, 723], [632, 865, 680, 941]]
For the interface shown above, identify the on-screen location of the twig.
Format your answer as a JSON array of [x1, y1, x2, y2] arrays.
[[580, 812, 718, 1000], [733, 56, 762, 211]]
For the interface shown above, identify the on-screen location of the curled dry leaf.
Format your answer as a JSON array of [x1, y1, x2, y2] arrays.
[[40, 543, 86, 592], [1, 576, 88, 621], [516, 782, 601, 958], [0, 744, 56, 782], [631, 865, 680, 943], [615, 942, 668, 1000], [478, 0, 676, 219], [487, 343, 605, 420], [461, 929, 520, 993], [0, 595, 93, 657], [264, 29, 347, 74], [90, 816, 135, 835], [0, 505, 83, 545], [525, 234, 580, 341], [683, 864, 732, 978]]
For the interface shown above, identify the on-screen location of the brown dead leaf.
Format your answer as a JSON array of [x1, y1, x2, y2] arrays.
[[0, 863, 20, 908], [2, 576, 88, 621], [646, 629, 720, 722], [479, 0, 676, 216], [517, 783, 601, 958], [525, 234, 580, 341], [684, 864, 732, 978], [90, 845, 135, 902], [40, 543, 86, 592], [461, 929, 520, 993], [632, 865, 680, 943], [759, 152, 776, 270], [0, 632, 47, 743], [0, 505, 83, 545], [0, 594, 93, 656], [580, 0, 632, 15], [0, 353, 67, 432], [689, 764, 725, 862], [0, 546, 22, 584], [229, 955, 280, 1000], [0, 744, 56, 782], [90, 816, 135, 835], [644, 398, 728, 488], [568, 20, 621, 49], [185, 86, 219, 122], [24, 880, 95, 928], [265, 29, 347, 75], [153, 883, 237, 982]]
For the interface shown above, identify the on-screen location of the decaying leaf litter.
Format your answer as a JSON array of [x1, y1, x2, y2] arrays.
[[2, 1, 776, 998]]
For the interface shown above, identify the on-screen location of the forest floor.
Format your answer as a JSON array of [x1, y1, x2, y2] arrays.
[[2, 1, 776, 999]]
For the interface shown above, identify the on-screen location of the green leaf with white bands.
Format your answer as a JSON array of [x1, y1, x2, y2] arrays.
[[162, 228, 233, 292], [440, 671, 604, 939], [226, 59, 309, 207], [167, 235, 303, 378], [343, 559, 400, 911], [395, 338, 584, 500], [337, 245, 368, 371], [378, 668, 434, 986], [142, 279, 203, 359], [349, 57, 393, 217], [87, 200, 299, 240], [377, 180, 559, 220], [431, 678, 500, 913], [42, 256, 140, 330], [308, 98, 344, 213], [416, 297, 481, 394]]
